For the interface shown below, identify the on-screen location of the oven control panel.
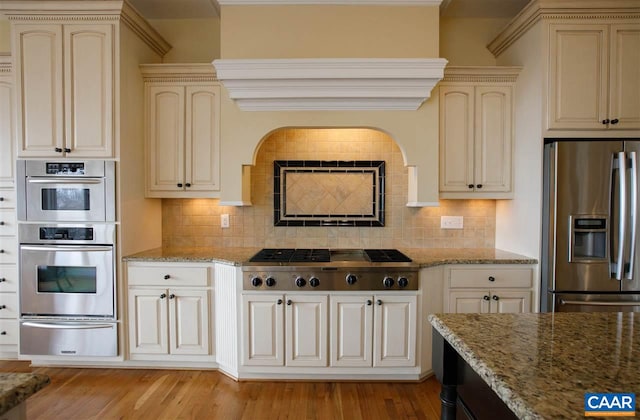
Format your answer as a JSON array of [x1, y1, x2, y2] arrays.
[[46, 162, 86, 175]]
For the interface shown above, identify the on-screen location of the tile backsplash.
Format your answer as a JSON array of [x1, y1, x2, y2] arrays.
[[162, 128, 496, 248]]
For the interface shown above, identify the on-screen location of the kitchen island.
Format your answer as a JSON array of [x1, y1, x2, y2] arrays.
[[429, 312, 640, 419], [0, 373, 50, 419]]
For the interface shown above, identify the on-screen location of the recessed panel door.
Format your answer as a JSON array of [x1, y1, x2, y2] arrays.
[[285, 294, 327, 367], [373, 295, 416, 367]]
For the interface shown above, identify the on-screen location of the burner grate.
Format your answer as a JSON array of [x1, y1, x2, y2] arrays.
[[364, 249, 412, 263], [249, 248, 296, 262], [290, 249, 330, 262]]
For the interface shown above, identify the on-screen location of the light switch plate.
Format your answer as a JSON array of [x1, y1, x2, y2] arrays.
[[221, 214, 230, 228], [441, 215, 463, 229]]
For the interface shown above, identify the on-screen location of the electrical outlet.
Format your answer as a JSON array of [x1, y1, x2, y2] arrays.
[[441, 215, 463, 229], [221, 214, 230, 228]]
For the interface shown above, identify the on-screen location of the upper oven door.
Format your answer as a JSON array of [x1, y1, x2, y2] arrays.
[[24, 177, 107, 222], [19, 244, 115, 318]]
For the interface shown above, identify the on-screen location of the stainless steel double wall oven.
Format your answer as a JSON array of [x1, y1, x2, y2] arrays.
[[17, 160, 118, 357]]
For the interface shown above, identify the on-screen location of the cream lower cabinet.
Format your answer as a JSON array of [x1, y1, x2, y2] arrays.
[[242, 293, 416, 369], [330, 294, 417, 368], [141, 64, 221, 198], [242, 294, 327, 367], [444, 265, 534, 314], [439, 67, 520, 199], [548, 22, 640, 131], [127, 263, 212, 360]]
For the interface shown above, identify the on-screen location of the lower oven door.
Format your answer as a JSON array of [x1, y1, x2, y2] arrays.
[[20, 321, 117, 356], [19, 244, 114, 318]]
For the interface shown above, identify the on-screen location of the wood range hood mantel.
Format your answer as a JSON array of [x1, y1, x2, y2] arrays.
[[212, 58, 448, 111]]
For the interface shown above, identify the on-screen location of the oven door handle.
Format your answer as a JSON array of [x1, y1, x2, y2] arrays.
[[20, 245, 113, 252], [27, 177, 103, 185], [22, 321, 114, 330]]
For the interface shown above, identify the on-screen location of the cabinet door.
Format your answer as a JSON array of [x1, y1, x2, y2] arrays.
[[373, 295, 416, 367], [169, 289, 210, 355], [13, 24, 64, 156], [330, 295, 373, 367], [185, 85, 220, 192], [439, 86, 475, 192], [0, 71, 14, 188], [548, 24, 609, 130], [242, 294, 284, 366], [448, 290, 490, 314], [63, 24, 113, 157], [285, 294, 328, 367], [609, 23, 640, 130], [147, 85, 185, 194], [490, 290, 531, 314], [475, 87, 512, 193], [128, 288, 169, 355]]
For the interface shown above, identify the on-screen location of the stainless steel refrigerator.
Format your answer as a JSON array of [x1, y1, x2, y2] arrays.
[[542, 139, 640, 312]]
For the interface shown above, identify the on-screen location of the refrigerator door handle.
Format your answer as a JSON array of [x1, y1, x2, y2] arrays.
[[614, 152, 627, 280], [560, 299, 640, 307], [626, 151, 637, 280]]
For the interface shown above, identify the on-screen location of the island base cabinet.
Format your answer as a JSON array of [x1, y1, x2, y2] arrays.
[[128, 288, 209, 356]]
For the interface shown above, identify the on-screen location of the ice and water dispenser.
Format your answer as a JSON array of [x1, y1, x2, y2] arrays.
[[569, 216, 607, 261]]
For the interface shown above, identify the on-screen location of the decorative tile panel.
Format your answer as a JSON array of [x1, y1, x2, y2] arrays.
[[274, 160, 385, 226]]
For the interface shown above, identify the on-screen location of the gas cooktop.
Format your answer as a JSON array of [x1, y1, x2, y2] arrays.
[[248, 248, 412, 263]]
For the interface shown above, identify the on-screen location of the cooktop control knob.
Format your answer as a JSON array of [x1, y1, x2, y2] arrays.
[[346, 274, 358, 285], [383, 277, 394, 288], [251, 276, 263, 287], [265, 277, 276, 287], [309, 277, 320, 288], [398, 277, 409, 288], [295, 277, 306, 288]]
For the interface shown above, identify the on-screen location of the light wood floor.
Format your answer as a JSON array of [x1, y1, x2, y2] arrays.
[[0, 361, 442, 419]]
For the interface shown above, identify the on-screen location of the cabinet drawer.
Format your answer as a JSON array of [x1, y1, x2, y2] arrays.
[[128, 264, 210, 286], [0, 265, 17, 292], [0, 293, 18, 319], [0, 190, 16, 209], [0, 320, 18, 345], [0, 209, 16, 236], [449, 267, 533, 288], [0, 237, 17, 264]]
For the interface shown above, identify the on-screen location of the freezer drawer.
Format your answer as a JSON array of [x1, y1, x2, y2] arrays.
[[20, 321, 117, 356], [552, 293, 640, 312]]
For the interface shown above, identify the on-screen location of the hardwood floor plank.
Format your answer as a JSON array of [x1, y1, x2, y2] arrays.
[[0, 361, 441, 419]]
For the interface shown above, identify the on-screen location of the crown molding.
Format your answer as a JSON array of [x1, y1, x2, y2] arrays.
[[140, 63, 218, 83], [217, 0, 441, 5], [213, 58, 448, 111], [442, 66, 522, 83], [0, 55, 11, 74], [0, 0, 171, 57], [488, 0, 640, 57]]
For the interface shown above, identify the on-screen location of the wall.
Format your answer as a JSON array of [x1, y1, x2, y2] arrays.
[[221, 5, 438, 58], [439, 17, 510, 65], [149, 18, 220, 62], [162, 128, 496, 249]]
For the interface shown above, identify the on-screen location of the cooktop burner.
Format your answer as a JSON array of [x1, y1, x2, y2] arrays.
[[248, 248, 412, 263]]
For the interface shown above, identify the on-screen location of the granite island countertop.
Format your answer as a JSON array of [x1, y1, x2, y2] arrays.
[[123, 247, 536, 267], [429, 312, 640, 419], [0, 373, 50, 415]]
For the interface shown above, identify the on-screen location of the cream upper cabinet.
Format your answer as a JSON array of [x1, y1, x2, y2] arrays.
[[548, 22, 640, 131], [439, 67, 520, 199], [141, 64, 221, 198], [0, 57, 14, 188], [13, 24, 114, 157]]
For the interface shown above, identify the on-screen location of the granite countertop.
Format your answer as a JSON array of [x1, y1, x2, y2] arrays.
[[123, 247, 536, 267], [429, 312, 640, 419], [0, 373, 50, 415]]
